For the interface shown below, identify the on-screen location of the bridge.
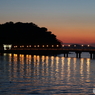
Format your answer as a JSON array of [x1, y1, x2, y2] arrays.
[[1, 44, 95, 59], [1, 48, 95, 59], [59, 48, 95, 59]]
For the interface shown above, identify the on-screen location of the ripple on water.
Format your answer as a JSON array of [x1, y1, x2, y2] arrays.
[[0, 54, 95, 95]]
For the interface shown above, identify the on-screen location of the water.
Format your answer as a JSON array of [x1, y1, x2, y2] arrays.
[[0, 52, 95, 95]]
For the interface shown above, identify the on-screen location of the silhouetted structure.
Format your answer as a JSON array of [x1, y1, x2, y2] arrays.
[[0, 21, 61, 48]]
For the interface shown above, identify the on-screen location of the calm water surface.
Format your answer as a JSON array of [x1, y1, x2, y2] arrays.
[[0, 52, 95, 95]]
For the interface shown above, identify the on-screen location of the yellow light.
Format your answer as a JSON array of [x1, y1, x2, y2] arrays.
[[34, 55, 36, 57], [62, 45, 64, 47], [27, 45, 28, 47], [52, 45, 54, 47], [29, 45, 31, 47], [14, 54, 17, 57], [43, 45, 44, 47], [46, 56, 49, 64], [42, 56, 45, 62], [74, 45, 76, 47], [47, 45, 48, 47], [34, 45, 36, 47], [9, 53, 12, 56], [88, 45, 90, 47], [37, 45, 39, 47], [68, 45, 70, 47], [14, 46, 17, 48], [57, 45, 59, 47], [81, 45, 84, 47], [51, 56, 54, 60], [26, 55, 28, 58]]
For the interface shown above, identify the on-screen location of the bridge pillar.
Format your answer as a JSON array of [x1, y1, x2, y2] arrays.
[[75, 52, 82, 58], [64, 53, 66, 57], [66, 53, 68, 57], [93, 53, 95, 59], [89, 52, 94, 59], [76, 53, 78, 58], [90, 53, 93, 59], [79, 53, 81, 58], [64, 52, 69, 57], [89, 52, 95, 59]]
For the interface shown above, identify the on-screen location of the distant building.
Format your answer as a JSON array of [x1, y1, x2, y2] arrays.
[[3, 44, 12, 50]]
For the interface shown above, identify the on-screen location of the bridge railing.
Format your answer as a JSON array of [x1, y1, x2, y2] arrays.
[[9, 47, 95, 51]]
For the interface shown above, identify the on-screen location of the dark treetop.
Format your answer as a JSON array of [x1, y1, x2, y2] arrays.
[[0, 22, 61, 46]]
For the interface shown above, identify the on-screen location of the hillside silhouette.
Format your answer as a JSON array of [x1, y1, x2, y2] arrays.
[[0, 22, 61, 47]]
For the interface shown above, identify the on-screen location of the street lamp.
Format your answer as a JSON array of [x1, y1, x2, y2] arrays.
[[57, 45, 59, 47], [62, 45, 64, 47], [87, 45, 90, 47], [52, 45, 54, 47]]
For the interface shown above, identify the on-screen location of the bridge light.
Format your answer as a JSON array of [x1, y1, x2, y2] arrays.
[[47, 45, 48, 47], [74, 45, 76, 47], [34, 45, 36, 47], [14, 46, 17, 48], [29, 45, 31, 47], [42, 45, 44, 47], [62, 45, 64, 47], [57, 45, 59, 47], [52, 45, 54, 47], [81, 45, 84, 47], [68, 45, 70, 47], [27, 45, 29, 47], [22, 45, 24, 47], [87, 45, 90, 47], [37, 45, 39, 47]]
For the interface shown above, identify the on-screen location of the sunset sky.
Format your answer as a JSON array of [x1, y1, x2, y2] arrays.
[[0, 0, 95, 45]]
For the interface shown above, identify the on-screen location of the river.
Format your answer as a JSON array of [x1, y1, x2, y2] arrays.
[[0, 52, 95, 95]]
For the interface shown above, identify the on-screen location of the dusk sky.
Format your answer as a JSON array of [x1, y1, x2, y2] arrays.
[[0, 0, 95, 45]]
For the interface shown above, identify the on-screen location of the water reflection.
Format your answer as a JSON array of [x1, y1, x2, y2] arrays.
[[86, 58, 90, 83], [67, 58, 71, 82], [80, 58, 84, 82], [0, 53, 95, 95], [8, 54, 92, 83], [73, 58, 77, 81]]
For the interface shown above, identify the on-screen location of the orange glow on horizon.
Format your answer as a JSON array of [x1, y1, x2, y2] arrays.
[[49, 27, 95, 45]]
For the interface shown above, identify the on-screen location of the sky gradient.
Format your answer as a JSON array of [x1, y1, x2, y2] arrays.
[[0, 0, 95, 45]]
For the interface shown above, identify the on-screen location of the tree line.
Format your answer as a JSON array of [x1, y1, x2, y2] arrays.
[[0, 22, 61, 47]]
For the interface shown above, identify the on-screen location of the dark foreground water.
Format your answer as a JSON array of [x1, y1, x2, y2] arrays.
[[0, 53, 95, 95]]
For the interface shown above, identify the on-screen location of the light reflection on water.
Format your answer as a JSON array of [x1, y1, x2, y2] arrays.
[[0, 53, 95, 95]]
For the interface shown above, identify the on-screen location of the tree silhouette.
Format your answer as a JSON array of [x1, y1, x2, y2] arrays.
[[0, 21, 61, 47]]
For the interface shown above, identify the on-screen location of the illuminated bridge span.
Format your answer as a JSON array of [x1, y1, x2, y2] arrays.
[[1, 44, 95, 59], [1, 48, 95, 59]]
